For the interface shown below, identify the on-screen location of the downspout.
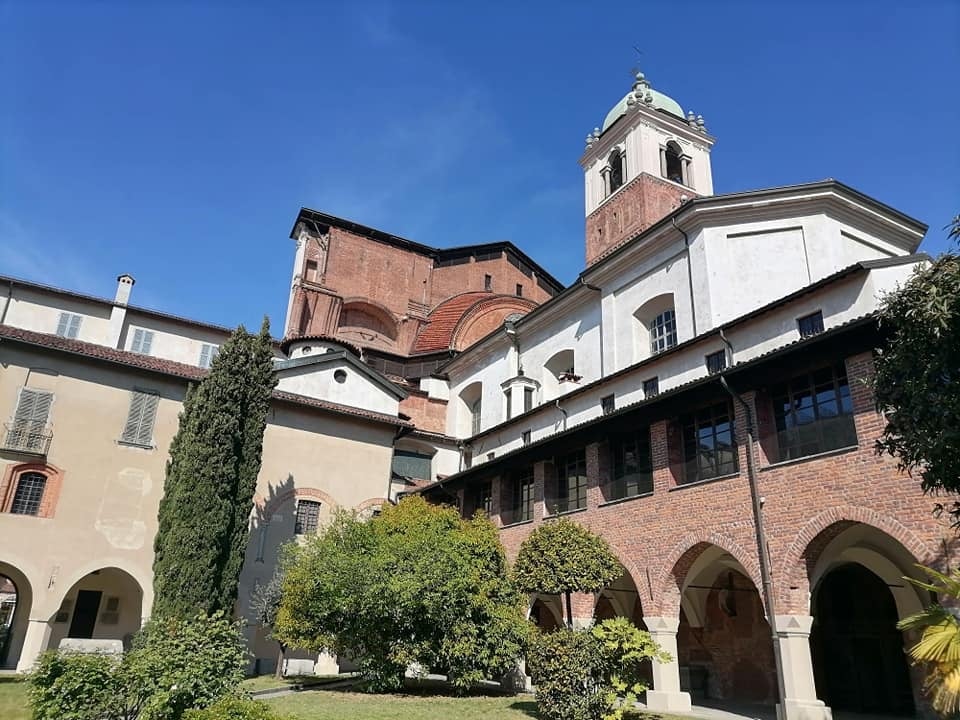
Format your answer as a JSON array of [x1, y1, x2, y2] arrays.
[[555, 399, 567, 432], [580, 278, 604, 376], [718, 329, 787, 715], [673, 217, 698, 336]]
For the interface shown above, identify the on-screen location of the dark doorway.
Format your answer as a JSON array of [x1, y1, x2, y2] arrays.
[[811, 563, 914, 714], [0, 574, 18, 665], [68, 590, 102, 639]]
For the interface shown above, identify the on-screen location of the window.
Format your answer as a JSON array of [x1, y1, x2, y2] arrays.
[[643, 377, 659, 398], [9, 472, 46, 515], [120, 390, 159, 447], [797, 311, 825, 339], [608, 149, 624, 194], [523, 387, 534, 413], [392, 449, 432, 480], [484, 274, 492, 291], [606, 431, 653, 501], [130, 328, 154, 355], [681, 402, 738, 484], [771, 363, 856, 460], [522, 430, 531, 446], [470, 398, 482, 436], [294, 500, 320, 535], [503, 467, 534, 525], [705, 350, 727, 374], [55, 312, 82, 339], [516, 284, 523, 297], [4, 388, 53, 454], [505, 391, 512, 420], [465, 481, 492, 518], [487, 452, 495, 461], [550, 450, 587, 514], [601, 394, 615, 415], [649, 309, 678, 354], [662, 141, 686, 185], [198, 344, 219, 369], [304, 259, 318, 282]]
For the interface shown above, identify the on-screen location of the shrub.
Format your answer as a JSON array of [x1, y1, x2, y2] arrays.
[[28, 650, 145, 720], [183, 696, 288, 720], [527, 618, 669, 720]]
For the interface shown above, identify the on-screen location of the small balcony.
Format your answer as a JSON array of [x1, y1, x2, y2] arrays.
[[2, 422, 52, 455]]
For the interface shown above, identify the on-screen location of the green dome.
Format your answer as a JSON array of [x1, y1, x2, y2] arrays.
[[601, 86, 684, 133]]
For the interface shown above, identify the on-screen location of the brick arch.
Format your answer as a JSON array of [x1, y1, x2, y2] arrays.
[[355, 497, 389, 512], [650, 530, 763, 616], [452, 297, 538, 351], [255, 487, 339, 522], [603, 537, 655, 610], [777, 505, 935, 612], [0, 461, 66, 519]]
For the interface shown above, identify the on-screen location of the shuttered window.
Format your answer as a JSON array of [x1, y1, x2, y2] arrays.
[[198, 344, 219, 369], [120, 390, 159, 446], [56, 312, 83, 339], [4, 388, 54, 454], [131, 328, 154, 355]]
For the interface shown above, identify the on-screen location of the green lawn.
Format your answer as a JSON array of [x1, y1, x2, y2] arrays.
[[241, 674, 351, 692], [0, 677, 28, 720]]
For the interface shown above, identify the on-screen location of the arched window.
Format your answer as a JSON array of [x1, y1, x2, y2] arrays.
[[10, 472, 46, 516], [608, 149, 624, 194], [458, 381, 483, 437], [649, 309, 678, 354], [663, 141, 686, 185]]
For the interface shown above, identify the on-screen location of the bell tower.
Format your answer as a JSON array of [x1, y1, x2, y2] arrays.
[[580, 70, 715, 265]]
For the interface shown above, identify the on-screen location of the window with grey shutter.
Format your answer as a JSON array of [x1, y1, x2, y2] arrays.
[[120, 390, 159, 446], [4, 388, 53, 453], [131, 329, 154, 355], [56, 312, 83, 339], [198, 343, 219, 369]]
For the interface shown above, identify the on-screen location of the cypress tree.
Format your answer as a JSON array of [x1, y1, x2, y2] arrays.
[[152, 319, 277, 618]]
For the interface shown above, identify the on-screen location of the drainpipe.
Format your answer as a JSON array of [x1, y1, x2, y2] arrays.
[[555, 399, 567, 431], [673, 217, 698, 337], [718, 329, 787, 716]]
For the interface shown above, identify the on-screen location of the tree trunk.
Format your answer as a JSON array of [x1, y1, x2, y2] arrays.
[[275, 643, 286, 680], [565, 591, 573, 628]]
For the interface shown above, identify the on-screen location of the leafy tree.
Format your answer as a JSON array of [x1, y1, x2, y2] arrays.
[[250, 563, 288, 679], [28, 612, 248, 720], [874, 226, 960, 523], [527, 618, 669, 720], [183, 696, 289, 720], [898, 566, 960, 717], [513, 518, 621, 627], [153, 320, 277, 618], [274, 496, 529, 692]]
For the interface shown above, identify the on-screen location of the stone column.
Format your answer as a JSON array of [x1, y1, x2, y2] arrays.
[[776, 615, 832, 720], [15, 619, 52, 672], [642, 616, 691, 712]]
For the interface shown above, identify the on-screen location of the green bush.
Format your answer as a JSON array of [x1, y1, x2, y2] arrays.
[[527, 618, 669, 720], [28, 612, 249, 720], [182, 696, 288, 720]]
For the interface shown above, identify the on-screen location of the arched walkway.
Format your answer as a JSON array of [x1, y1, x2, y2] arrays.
[[0, 562, 32, 669], [48, 567, 143, 651], [528, 595, 562, 631]]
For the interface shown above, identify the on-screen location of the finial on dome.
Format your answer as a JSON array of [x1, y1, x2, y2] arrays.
[[696, 115, 706, 132]]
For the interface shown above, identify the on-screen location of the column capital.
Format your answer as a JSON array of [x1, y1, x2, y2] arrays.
[[642, 615, 680, 634]]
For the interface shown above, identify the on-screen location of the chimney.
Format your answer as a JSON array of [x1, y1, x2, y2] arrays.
[[108, 274, 135, 348]]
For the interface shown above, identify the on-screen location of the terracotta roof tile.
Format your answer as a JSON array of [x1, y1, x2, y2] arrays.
[[0, 325, 411, 428]]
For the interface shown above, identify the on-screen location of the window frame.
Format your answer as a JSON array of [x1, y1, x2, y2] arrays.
[[56, 312, 83, 339], [294, 499, 321, 535], [797, 311, 825, 339], [198, 343, 219, 369], [705, 350, 727, 375], [470, 397, 482, 436], [119, 389, 160, 448], [502, 467, 534, 525], [680, 401, 739, 484], [551, 450, 587, 514], [606, 430, 653, 501], [130, 328, 155, 355], [9, 471, 47, 515], [649, 309, 678, 355], [643, 377, 659, 398]]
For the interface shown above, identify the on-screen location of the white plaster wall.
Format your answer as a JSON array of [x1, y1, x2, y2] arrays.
[[121, 312, 230, 368], [519, 302, 602, 403], [446, 348, 512, 438], [2, 289, 114, 345], [275, 362, 399, 416]]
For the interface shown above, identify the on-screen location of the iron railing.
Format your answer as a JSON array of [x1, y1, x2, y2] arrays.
[[2, 422, 52, 455]]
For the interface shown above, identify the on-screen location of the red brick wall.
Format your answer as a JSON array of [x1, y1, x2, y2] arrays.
[[585, 173, 693, 266], [399, 392, 448, 434]]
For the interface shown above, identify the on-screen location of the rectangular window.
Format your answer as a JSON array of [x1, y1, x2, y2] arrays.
[[503, 467, 534, 525], [305, 259, 318, 282], [294, 500, 320, 535], [601, 394, 615, 415], [198, 344, 219, 369], [10, 472, 46, 515], [470, 399, 482, 436], [391, 449, 432, 480], [505, 391, 512, 420], [705, 350, 726, 374], [516, 284, 523, 297], [550, 450, 587, 514], [465, 480, 492, 518], [650, 310, 678, 355], [606, 430, 653, 501], [681, 402, 738, 484], [4, 388, 54, 454], [771, 363, 856, 461], [798, 311, 825, 339], [522, 430, 531, 446], [120, 390, 160, 447], [130, 328, 154, 355], [484, 274, 493, 291], [523, 387, 534, 413], [643, 377, 659, 398], [55, 312, 83, 339]]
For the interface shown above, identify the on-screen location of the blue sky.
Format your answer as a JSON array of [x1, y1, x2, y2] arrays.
[[2, 1, 958, 333]]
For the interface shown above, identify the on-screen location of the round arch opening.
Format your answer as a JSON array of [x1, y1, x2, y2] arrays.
[[0, 563, 31, 670], [49, 567, 144, 652]]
